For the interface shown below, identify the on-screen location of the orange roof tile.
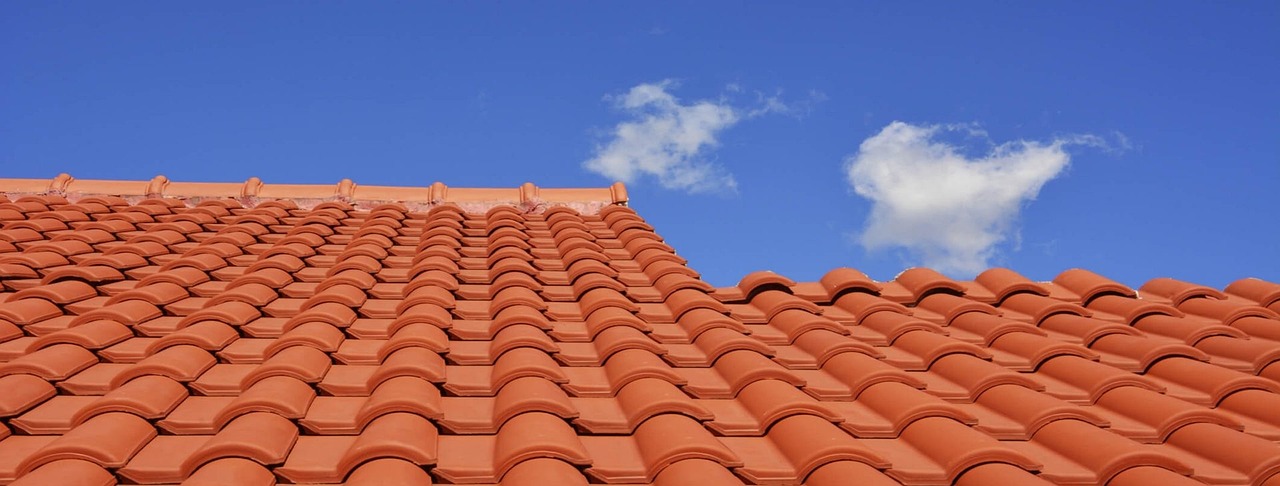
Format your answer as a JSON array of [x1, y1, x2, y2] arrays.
[[0, 179, 1278, 485]]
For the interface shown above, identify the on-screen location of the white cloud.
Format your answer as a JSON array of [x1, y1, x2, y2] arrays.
[[845, 121, 1098, 276], [584, 82, 826, 193], [583, 81, 740, 193]]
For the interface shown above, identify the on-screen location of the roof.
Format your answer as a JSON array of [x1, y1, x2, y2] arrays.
[[0, 177, 1279, 486]]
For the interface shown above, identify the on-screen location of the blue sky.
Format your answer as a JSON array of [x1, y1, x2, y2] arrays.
[[3, 2, 1276, 288]]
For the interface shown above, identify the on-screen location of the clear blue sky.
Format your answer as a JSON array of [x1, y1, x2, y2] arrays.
[[3, 2, 1276, 288]]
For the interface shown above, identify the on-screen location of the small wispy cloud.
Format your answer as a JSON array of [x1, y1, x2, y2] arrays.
[[845, 121, 1124, 276], [584, 80, 818, 194]]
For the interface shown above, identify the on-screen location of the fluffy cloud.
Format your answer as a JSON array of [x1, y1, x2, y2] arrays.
[[583, 81, 742, 193], [845, 121, 1088, 276]]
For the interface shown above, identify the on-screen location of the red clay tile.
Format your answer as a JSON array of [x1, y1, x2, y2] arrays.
[[436, 412, 591, 484], [951, 312, 1045, 346], [1053, 268, 1136, 302], [782, 329, 880, 368], [1141, 277, 1228, 305], [1035, 355, 1163, 404], [42, 265, 127, 285], [570, 378, 709, 434], [766, 308, 847, 344], [815, 267, 879, 298], [860, 313, 946, 348], [679, 349, 804, 399], [12, 375, 184, 434], [1, 251, 71, 270], [26, 320, 133, 352], [118, 412, 296, 483], [641, 259, 699, 283], [974, 384, 1108, 440], [7, 459, 117, 486], [117, 320, 237, 360], [187, 345, 321, 395], [105, 281, 191, 306], [954, 462, 1056, 486], [561, 348, 684, 397], [7, 280, 98, 304], [336, 322, 449, 364], [730, 270, 796, 301], [1131, 314, 1245, 347], [888, 330, 992, 371], [337, 458, 434, 485], [727, 414, 886, 483], [276, 412, 436, 483], [0, 344, 98, 380], [974, 267, 1048, 300], [663, 327, 773, 367], [1108, 466, 1206, 486], [582, 413, 740, 483], [555, 325, 661, 366], [444, 347, 564, 397], [252, 321, 344, 357], [1217, 389, 1280, 438], [1226, 277, 1280, 306], [447, 324, 557, 365], [487, 458, 587, 485], [874, 416, 1041, 483], [0, 375, 57, 417], [650, 273, 714, 300], [704, 378, 842, 435], [1165, 423, 1280, 484], [570, 305, 648, 338], [1195, 334, 1280, 373], [925, 352, 1045, 401], [806, 350, 923, 399], [834, 380, 977, 438], [4, 412, 155, 480], [1179, 295, 1280, 325], [1087, 293, 1183, 322], [748, 289, 823, 322], [441, 376, 576, 434], [159, 376, 312, 434], [1022, 419, 1193, 484], [69, 300, 163, 326], [301, 375, 441, 434], [205, 282, 276, 307], [658, 306, 747, 343], [1096, 385, 1243, 443], [1146, 356, 1280, 405], [832, 291, 912, 324], [0, 298, 63, 326], [78, 252, 149, 271]]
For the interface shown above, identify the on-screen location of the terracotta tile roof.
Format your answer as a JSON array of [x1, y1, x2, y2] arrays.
[[1, 176, 1279, 485]]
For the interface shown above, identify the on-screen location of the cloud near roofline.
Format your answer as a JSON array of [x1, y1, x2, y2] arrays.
[[844, 121, 1125, 277], [583, 80, 819, 194]]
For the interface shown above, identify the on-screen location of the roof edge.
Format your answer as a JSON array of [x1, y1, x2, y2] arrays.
[[0, 174, 628, 214]]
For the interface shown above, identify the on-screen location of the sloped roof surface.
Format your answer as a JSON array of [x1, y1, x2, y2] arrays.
[[0, 177, 1279, 485]]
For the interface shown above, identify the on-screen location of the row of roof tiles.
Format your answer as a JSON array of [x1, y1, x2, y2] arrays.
[[0, 175, 629, 213]]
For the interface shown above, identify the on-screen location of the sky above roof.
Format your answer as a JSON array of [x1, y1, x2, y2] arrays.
[[2, 2, 1276, 288]]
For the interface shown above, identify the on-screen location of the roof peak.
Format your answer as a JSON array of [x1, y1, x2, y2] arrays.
[[0, 174, 628, 214]]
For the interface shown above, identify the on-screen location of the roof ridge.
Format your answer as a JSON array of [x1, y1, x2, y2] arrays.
[[0, 174, 628, 214]]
